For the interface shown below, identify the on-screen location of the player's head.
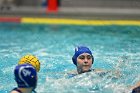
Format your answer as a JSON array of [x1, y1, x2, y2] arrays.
[[14, 64, 37, 90], [72, 46, 94, 65]]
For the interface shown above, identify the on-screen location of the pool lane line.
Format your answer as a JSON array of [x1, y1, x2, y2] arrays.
[[21, 17, 140, 26], [0, 17, 21, 23], [0, 17, 140, 26]]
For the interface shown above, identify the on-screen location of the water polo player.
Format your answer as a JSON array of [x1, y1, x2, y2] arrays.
[[11, 64, 37, 93]]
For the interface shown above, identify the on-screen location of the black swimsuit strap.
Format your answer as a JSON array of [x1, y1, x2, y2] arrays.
[[12, 88, 22, 93], [132, 86, 140, 93]]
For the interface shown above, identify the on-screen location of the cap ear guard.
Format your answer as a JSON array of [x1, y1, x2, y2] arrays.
[[72, 56, 77, 65], [92, 56, 94, 64]]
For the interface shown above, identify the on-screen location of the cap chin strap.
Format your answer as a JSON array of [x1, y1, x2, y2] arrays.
[[32, 84, 37, 93], [32, 89, 37, 93]]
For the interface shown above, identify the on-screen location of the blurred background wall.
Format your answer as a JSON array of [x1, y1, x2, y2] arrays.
[[0, 0, 140, 8], [0, 0, 140, 19], [61, 0, 140, 8], [0, 0, 41, 7], [13, 0, 41, 6]]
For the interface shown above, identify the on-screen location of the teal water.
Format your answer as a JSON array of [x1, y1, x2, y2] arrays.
[[0, 23, 140, 93]]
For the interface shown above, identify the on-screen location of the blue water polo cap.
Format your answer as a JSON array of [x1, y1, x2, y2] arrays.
[[14, 64, 37, 88], [72, 46, 94, 65]]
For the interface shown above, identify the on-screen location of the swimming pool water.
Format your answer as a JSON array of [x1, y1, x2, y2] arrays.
[[0, 23, 140, 93]]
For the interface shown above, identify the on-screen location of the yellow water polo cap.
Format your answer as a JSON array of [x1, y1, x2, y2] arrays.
[[18, 54, 40, 72]]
